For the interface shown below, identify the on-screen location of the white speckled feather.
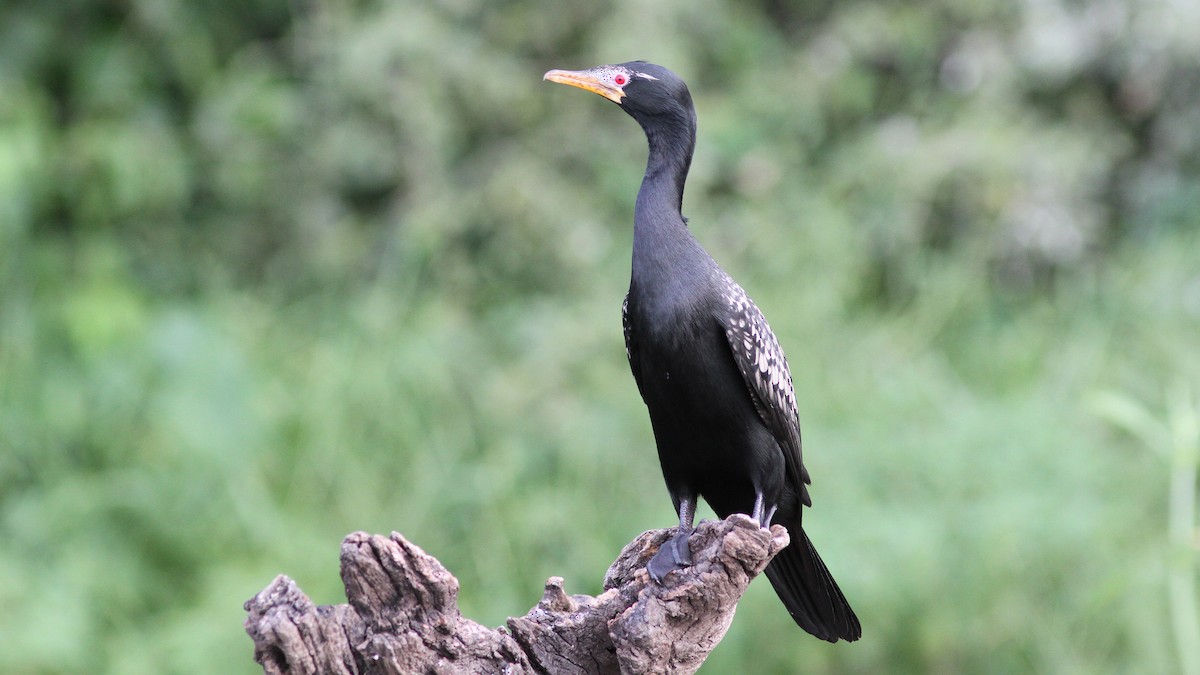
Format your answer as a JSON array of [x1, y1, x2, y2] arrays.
[[718, 274, 810, 490]]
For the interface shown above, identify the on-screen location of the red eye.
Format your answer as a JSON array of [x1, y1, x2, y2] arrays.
[[614, 74, 628, 86]]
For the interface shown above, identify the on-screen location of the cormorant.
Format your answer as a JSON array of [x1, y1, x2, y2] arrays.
[[544, 61, 860, 643]]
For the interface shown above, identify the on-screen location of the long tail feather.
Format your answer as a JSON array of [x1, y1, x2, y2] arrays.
[[763, 524, 861, 642]]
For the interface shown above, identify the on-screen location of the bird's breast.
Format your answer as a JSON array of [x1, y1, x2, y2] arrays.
[[628, 297, 746, 415]]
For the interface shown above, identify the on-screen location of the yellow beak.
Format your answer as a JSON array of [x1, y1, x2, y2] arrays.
[[543, 68, 624, 104]]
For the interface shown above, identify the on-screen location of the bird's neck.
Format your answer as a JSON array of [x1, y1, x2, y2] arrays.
[[632, 115, 701, 289], [640, 117, 695, 211]]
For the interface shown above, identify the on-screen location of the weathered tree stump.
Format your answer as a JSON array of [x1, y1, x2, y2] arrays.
[[244, 514, 788, 674]]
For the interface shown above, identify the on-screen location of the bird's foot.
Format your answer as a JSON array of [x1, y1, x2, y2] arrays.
[[647, 528, 693, 583], [751, 492, 778, 528], [760, 505, 777, 528]]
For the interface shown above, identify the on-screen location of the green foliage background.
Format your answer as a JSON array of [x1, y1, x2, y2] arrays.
[[2, 0, 1199, 672]]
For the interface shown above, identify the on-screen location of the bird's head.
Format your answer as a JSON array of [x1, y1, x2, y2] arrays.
[[544, 61, 694, 130]]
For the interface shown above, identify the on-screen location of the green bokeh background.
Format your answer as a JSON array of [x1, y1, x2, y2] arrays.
[[2, 0, 1199, 672]]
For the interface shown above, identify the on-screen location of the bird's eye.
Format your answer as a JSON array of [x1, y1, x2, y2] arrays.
[[613, 73, 628, 86]]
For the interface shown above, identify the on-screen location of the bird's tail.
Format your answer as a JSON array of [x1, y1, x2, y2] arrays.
[[763, 523, 861, 642]]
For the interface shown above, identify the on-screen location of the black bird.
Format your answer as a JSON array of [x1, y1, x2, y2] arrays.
[[544, 62, 860, 643]]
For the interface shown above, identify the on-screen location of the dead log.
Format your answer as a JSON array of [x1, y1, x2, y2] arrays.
[[244, 514, 789, 674]]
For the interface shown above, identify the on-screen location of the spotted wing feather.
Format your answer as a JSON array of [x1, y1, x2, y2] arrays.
[[718, 278, 812, 495]]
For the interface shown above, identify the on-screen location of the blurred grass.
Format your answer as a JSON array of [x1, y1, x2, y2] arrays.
[[2, 0, 1200, 673]]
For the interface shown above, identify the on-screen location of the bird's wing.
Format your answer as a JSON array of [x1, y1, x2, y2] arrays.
[[622, 292, 646, 396], [718, 279, 812, 501]]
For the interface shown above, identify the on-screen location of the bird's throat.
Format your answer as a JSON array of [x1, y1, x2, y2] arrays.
[[632, 122, 705, 303], [627, 99, 706, 318], [640, 116, 694, 210]]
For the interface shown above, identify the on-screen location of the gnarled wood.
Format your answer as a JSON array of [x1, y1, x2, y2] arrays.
[[245, 514, 788, 674]]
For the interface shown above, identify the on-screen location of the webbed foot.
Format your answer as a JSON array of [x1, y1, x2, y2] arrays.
[[647, 528, 693, 583]]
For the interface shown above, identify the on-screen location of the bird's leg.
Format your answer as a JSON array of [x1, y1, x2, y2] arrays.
[[751, 491, 777, 528], [647, 497, 696, 583]]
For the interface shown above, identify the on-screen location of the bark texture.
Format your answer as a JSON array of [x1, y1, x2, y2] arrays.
[[245, 514, 788, 674]]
